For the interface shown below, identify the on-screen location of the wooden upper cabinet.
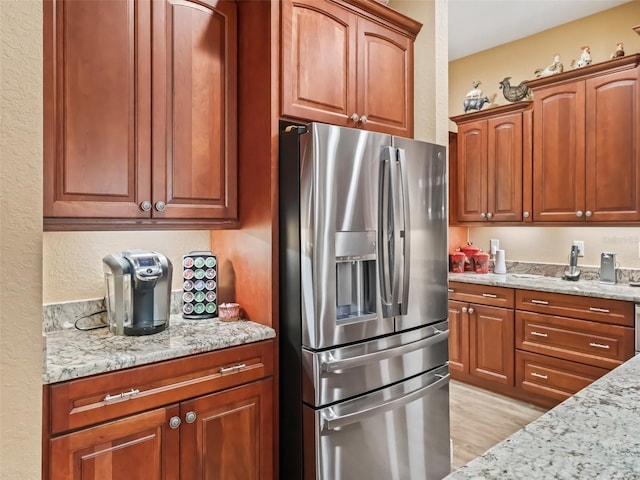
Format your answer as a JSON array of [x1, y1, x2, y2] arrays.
[[281, 0, 420, 136], [356, 16, 412, 136], [529, 54, 640, 223], [43, 0, 238, 229], [450, 103, 531, 224], [281, 0, 357, 126]]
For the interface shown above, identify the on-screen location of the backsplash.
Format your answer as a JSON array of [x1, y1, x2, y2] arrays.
[[504, 261, 640, 283], [43, 291, 183, 333]]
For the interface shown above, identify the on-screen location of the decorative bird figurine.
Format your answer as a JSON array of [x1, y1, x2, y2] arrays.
[[499, 77, 531, 102], [465, 80, 483, 99], [534, 54, 564, 78], [610, 42, 625, 59], [571, 45, 592, 69]]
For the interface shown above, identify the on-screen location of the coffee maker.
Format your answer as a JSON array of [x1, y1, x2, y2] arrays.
[[103, 250, 173, 336]]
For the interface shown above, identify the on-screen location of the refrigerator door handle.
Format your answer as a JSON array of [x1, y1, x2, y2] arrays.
[[321, 373, 450, 431], [396, 148, 411, 315], [379, 147, 394, 317], [388, 148, 402, 315], [321, 328, 449, 372]]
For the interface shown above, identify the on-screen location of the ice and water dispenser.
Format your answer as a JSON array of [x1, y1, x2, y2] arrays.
[[335, 231, 377, 323]]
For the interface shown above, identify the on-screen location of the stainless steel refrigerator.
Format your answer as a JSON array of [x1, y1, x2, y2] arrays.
[[279, 121, 450, 480]]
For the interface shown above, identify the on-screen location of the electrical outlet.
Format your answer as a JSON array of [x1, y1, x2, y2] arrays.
[[572, 240, 585, 257], [490, 239, 499, 255]]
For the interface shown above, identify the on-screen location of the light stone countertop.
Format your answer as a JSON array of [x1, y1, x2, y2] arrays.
[[43, 315, 276, 384], [445, 354, 640, 479], [449, 272, 640, 302]]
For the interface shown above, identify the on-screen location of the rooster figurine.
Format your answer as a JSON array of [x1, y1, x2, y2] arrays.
[[571, 45, 592, 69], [499, 77, 531, 102], [534, 54, 564, 78], [610, 42, 625, 59]]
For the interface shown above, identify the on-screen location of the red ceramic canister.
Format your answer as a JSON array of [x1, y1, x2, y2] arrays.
[[473, 251, 490, 274], [460, 243, 480, 271], [449, 251, 466, 273]]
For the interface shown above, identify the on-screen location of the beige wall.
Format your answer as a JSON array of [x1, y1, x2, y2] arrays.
[[391, 0, 448, 146], [1, 0, 43, 477], [43, 231, 210, 303], [448, 2, 640, 268]]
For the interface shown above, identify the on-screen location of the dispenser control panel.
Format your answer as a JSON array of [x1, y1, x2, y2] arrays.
[[182, 251, 217, 319]]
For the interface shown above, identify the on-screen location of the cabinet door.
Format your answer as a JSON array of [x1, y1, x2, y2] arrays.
[[532, 81, 586, 222], [356, 17, 413, 137], [152, 0, 238, 220], [448, 300, 469, 374], [469, 304, 514, 385], [180, 379, 273, 480], [43, 0, 152, 219], [49, 406, 180, 480], [456, 121, 487, 222], [585, 67, 640, 222], [487, 112, 523, 222], [281, 0, 357, 127]]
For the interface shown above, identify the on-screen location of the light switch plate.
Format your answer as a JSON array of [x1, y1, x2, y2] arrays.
[[490, 239, 499, 255]]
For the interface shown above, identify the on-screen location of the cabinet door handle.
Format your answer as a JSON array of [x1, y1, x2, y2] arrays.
[[523, 211, 530, 218], [482, 293, 497, 298], [185, 411, 197, 424], [486, 212, 493, 219], [461, 307, 468, 313], [140, 200, 152, 212], [169, 416, 181, 429], [576, 210, 584, 217], [480, 212, 486, 219], [468, 307, 474, 314], [531, 372, 548, 380], [585, 210, 592, 218], [448, 288, 454, 293], [154, 201, 166, 211], [219, 363, 247, 375], [589, 342, 610, 350], [350, 113, 360, 123], [589, 307, 610, 313], [531, 331, 548, 338], [531, 299, 549, 305], [103, 388, 140, 404]]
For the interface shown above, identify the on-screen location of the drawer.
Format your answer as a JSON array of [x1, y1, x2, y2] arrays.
[[48, 340, 274, 435], [516, 311, 634, 369], [516, 350, 608, 404], [448, 281, 514, 308], [516, 289, 634, 327]]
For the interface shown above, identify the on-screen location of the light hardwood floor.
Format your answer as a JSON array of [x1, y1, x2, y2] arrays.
[[449, 381, 548, 470]]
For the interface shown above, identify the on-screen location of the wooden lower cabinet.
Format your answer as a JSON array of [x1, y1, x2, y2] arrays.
[[449, 282, 635, 408], [45, 341, 275, 480], [180, 380, 273, 480], [50, 406, 180, 480], [516, 350, 608, 408]]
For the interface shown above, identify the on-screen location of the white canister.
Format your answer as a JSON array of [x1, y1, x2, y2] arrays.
[[494, 249, 507, 274]]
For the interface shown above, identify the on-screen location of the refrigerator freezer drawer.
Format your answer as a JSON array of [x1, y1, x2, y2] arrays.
[[302, 321, 449, 406], [303, 364, 451, 480]]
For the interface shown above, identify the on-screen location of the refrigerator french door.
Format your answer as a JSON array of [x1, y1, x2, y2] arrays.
[[279, 121, 450, 480]]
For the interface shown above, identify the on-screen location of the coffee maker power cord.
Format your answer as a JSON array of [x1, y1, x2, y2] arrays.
[[74, 309, 108, 331]]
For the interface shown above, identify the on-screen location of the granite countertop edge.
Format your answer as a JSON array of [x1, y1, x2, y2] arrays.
[[445, 354, 640, 479], [43, 315, 276, 385], [449, 272, 640, 302]]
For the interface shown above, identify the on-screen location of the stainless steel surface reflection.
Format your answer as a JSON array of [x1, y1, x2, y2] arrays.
[[279, 121, 450, 480]]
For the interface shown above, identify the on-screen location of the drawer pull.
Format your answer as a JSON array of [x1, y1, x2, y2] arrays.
[[103, 388, 140, 405], [589, 342, 610, 350], [448, 288, 454, 293], [531, 299, 549, 305], [589, 307, 610, 314], [531, 372, 548, 380], [482, 293, 497, 298], [530, 331, 548, 338], [219, 363, 247, 375]]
